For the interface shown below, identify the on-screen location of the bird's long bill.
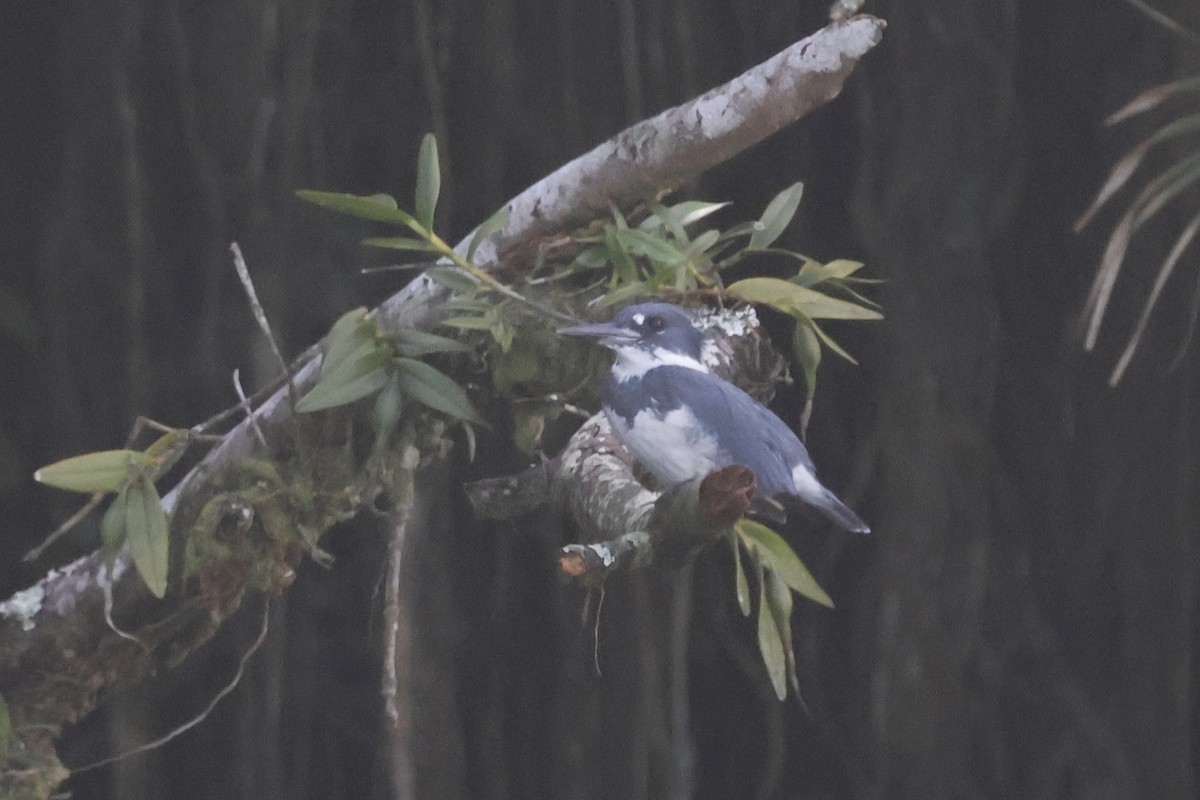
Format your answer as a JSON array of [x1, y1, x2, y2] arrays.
[[558, 322, 638, 344]]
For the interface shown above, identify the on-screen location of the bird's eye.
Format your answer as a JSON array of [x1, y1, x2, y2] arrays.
[[646, 315, 666, 332]]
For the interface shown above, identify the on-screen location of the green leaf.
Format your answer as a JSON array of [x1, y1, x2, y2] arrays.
[[803, 314, 859, 365], [796, 258, 867, 287], [415, 133, 440, 230], [301, 332, 394, 412], [604, 225, 639, 283], [372, 374, 404, 453], [442, 298, 491, 315], [736, 519, 833, 608], [426, 266, 481, 294], [572, 245, 609, 269], [792, 320, 821, 399], [595, 281, 651, 308], [686, 229, 721, 256], [619, 227, 688, 265], [0, 693, 10, 763], [467, 206, 510, 262], [362, 236, 440, 253], [727, 276, 882, 321], [442, 315, 496, 331], [757, 574, 788, 701], [749, 182, 804, 250], [395, 358, 487, 426], [142, 429, 191, 465], [672, 200, 730, 226], [729, 530, 752, 617], [125, 475, 169, 599], [764, 570, 800, 696], [387, 328, 471, 357], [322, 307, 373, 377], [644, 201, 689, 243], [296, 190, 419, 228], [296, 365, 391, 413], [101, 488, 128, 569], [34, 449, 151, 494], [323, 336, 392, 384]]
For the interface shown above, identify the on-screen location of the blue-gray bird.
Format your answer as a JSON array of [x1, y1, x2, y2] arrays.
[[561, 302, 869, 534]]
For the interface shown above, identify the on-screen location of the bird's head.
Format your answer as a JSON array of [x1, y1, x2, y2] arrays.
[[559, 302, 708, 377]]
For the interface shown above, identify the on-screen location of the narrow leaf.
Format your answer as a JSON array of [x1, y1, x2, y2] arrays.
[[320, 337, 392, 387], [1110, 209, 1200, 385], [803, 314, 859, 365], [34, 450, 151, 494], [619, 228, 688, 265], [749, 183, 804, 250], [362, 237, 440, 253], [125, 476, 169, 598], [395, 358, 488, 426], [595, 281, 649, 308], [296, 190, 418, 227], [415, 133, 441, 230], [729, 530, 752, 617], [101, 488, 128, 569], [1107, 75, 1200, 124], [572, 245, 609, 269], [467, 206, 510, 261], [757, 576, 788, 700], [645, 201, 689, 243], [142, 429, 191, 465], [687, 229, 721, 256], [427, 266, 481, 294], [605, 225, 639, 283], [442, 315, 496, 331], [792, 320, 821, 399], [673, 200, 730, 226], [296, 365, 391, 413], [764, 570, 800, 695], [387, 328, 471, 356], [322, 307, 373, 377], [372, 374, 405, 453], [737, 519, 834, 608], [728, 276, 882, 321]]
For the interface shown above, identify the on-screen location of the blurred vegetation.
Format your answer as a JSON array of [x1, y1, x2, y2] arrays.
[[2, 1, 1200, 799]]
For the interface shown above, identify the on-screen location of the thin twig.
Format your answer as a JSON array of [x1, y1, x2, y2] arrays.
[[71, 597, 272, 774], [230, 242, 297, 405], [232, 368, 269, 448], [23, 491, 105, 562]]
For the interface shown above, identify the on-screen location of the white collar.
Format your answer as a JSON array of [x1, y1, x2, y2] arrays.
[[611, 345, 709, 381]]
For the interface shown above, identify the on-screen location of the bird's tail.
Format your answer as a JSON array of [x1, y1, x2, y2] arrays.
[[800, 489, 870, 534]]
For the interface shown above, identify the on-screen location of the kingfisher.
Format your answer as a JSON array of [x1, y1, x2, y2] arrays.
[[560, 302, 869, 534]]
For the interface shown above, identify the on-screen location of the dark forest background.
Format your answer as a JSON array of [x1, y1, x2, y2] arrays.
[[2, 0, 1199, 798]]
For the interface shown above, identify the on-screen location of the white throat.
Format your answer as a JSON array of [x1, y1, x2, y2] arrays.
[[611, 345, 709, 381]]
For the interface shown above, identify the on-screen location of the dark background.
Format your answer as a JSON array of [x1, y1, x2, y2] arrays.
[[2, 0, 1198, 798]]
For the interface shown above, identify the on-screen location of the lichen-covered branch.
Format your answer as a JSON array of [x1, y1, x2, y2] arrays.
[[558, 463, 756, 586]]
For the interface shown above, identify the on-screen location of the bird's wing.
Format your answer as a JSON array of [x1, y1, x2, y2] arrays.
[[641, 367, 814, 496]]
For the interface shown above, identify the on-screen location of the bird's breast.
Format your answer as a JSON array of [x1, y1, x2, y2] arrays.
[[605, 404, 721, 486]]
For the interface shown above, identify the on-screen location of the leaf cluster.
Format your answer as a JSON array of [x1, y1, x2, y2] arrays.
[[34, 429, 195, 598], [732, 519, 832, 700]]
